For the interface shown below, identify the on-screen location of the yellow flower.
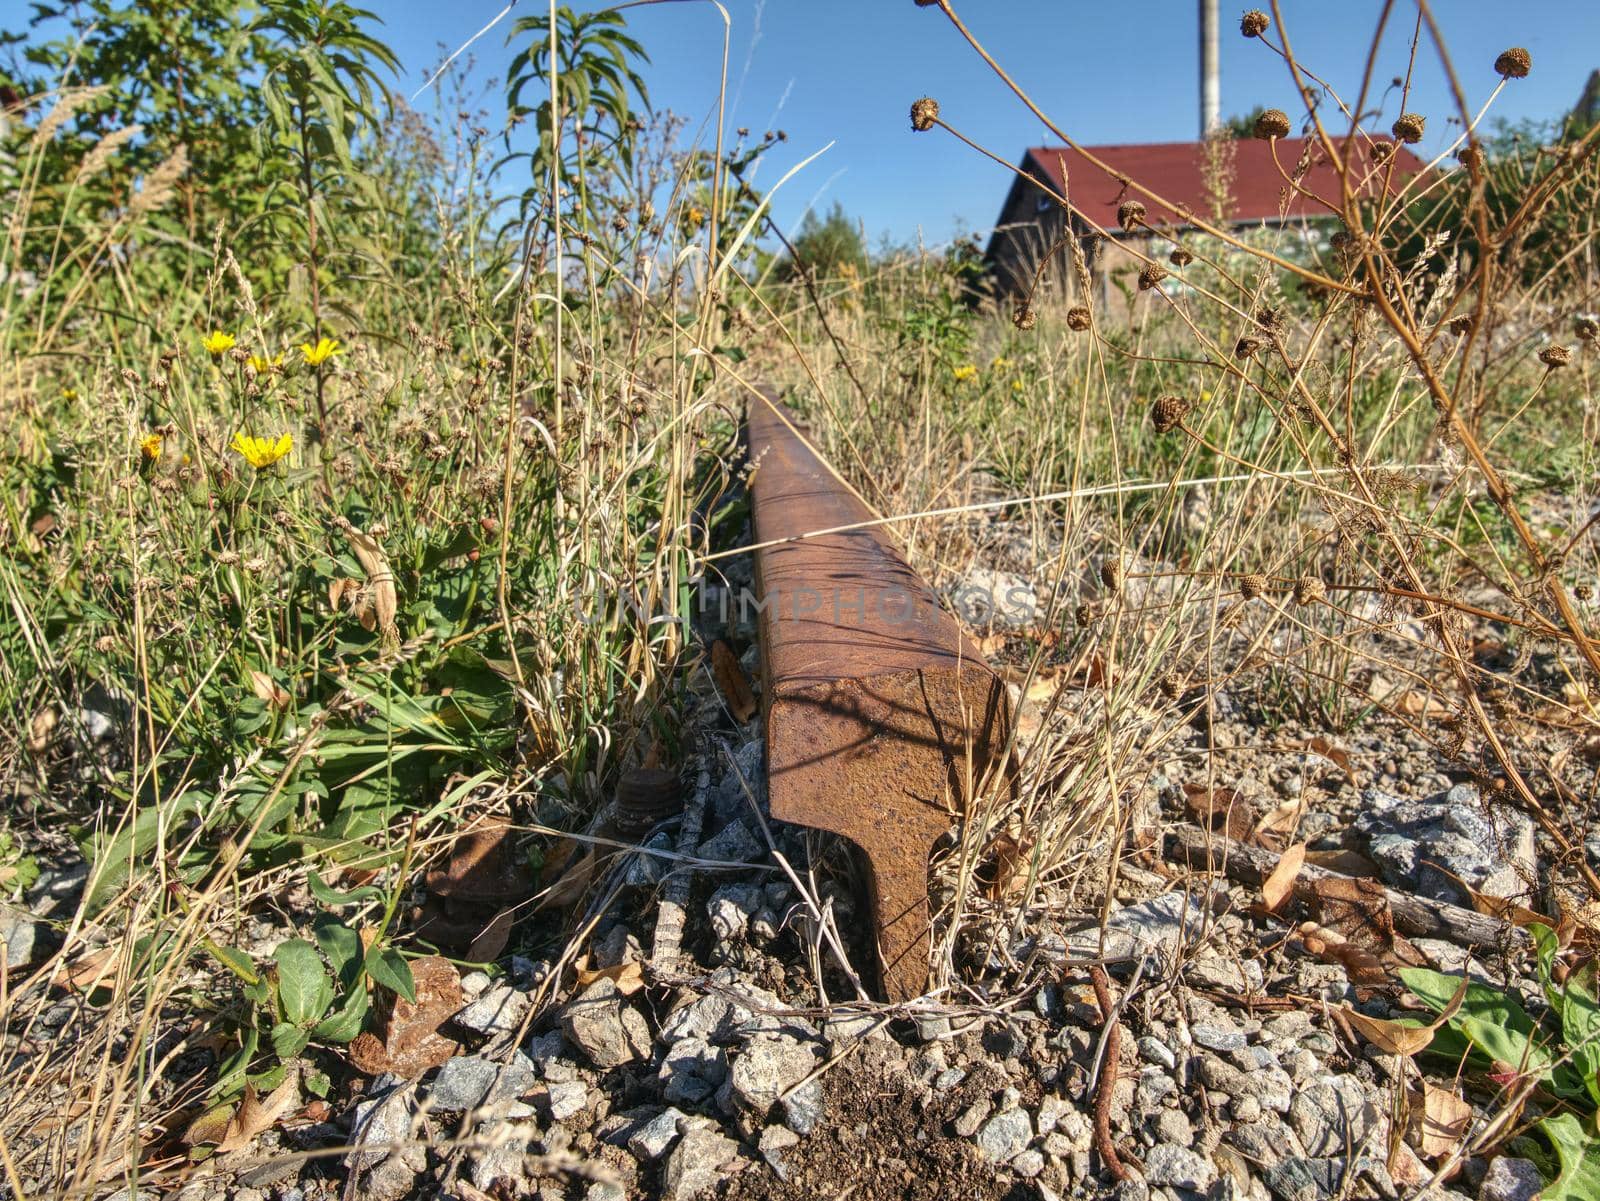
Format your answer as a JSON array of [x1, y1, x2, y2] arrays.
[[298, 336, 341, 367], [61, 387, 79, 402], [990, 356, 1013, 371], [1011, 379, 1024, 393], [139, 432, 164, 461], [685, 206, 706, 227], [202, 330, 236, 356], [230, 431, 292, 469], [952, 363, 979, 382], [248, 351, 284, 374]]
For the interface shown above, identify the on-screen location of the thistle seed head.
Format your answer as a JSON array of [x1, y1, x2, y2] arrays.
[[1235, 335, 1264, 359], [1013, 304, 1037, 331], [1239, 573, 1268, 600], [1159, 673, 1185, 700], [1449, 315, 1475, 336], [910, 97, 939, 132], [1066, 305, 1092, 331], [1100, 560, 1122, 593], [1370, 140, 1395, 164], [1576, 583, 1595, 602], [1254, 108, 1292, 140], [1075, 601, 1097, 626], [1392, 113, 1425, 144], [1494, 47, 1531, 79], [1293, 576, 1326, 606], [1169, 246, 1194, 267], [1240, 10, 1270, 37], [1575, 315, 1598, 342], [1138, 263, 1168, 291], [1151, 395, 1188, 433], [1539, 344, 1572, 368], [1118, 200, 1147, 232], [1457, 144, 1485, 172]]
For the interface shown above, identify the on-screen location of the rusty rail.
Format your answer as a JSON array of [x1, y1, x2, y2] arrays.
[[747, 389, 1011, 1000]]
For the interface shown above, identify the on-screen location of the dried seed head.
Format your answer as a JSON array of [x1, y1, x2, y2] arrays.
[[1013, 304, 1037, 331], [1151, 394, 1188, 433], [1254, 305, 1282, 331], [1575, 315, 1598, 342], [1234, 335, 1264, 359], [1392, 113, 1425, 144], [1239, 573, 1269, 600], [611, 213, 629, 233], [1370, 140, 1395, 163], [1293, 576, 1325, 606], [1539, 344, 1572, 368], [1117, 200, 1147, 232], [1075, 601, 1097, 626], [1100, 560, 1123, 593], [1457, 144, 1486, 172], [1254, 108, 1292, 140], [1159, 672, 1185, 700], [1169, 246, 1194, 267], [1448, 315, 1475, 336], [1576, 583, 1595, 602], [1494, 47, 1531, 79], [1240, 9, 1270, 37], [910, 97, 939, 132], [1137, 263, 1168, 291], [1066, 305, 1092, 331]]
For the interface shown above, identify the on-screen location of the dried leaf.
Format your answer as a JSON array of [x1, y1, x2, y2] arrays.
[[183, 1101, 236, 1147], [62, 946, 118, 993], [1340, 1008, 1439, 1056], [1301, 924, 1391, 988], [1309, 876, 1424, 965], [973, 632, 1007, 657], [574, 957, 646, 997], [1413, 1082, 1473, 1160], [1263, 843, 1306, 913], [247, 669, 290, 710], [340, 522, 397, 646], [1253, 796, 1309, 846], [1425, 860, 1553, 928], [1183, 782, 1255, 843], [26, 706, 58, 753], [328, 576, 361, 610], [464, 907, 515, 964], [216, 1066, 299, 1153], [1303, 736, 1360, 786], [710, 639, 757, 723], [534, 839, 598, 911], [1304, 848, 1381, 877]]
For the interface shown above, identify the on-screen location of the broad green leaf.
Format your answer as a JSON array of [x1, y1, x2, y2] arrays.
[[1537, 1113, 1600, 1201], [311, 916, 365, 986], [364, 946, 415, 1004], [270, 1021, 310, 1060], [203, 940, 260, 986], [1400, 968, 1556, 1080], [273, 938, 329, 1026], [307, 867, 383, 907], [311, 984, 369, 1044]]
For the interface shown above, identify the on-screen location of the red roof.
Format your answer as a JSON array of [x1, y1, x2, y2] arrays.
[[1019, 137, 1428, 231]]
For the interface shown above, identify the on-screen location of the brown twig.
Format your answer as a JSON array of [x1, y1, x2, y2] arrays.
[[1088, 964, 1129, 1183]]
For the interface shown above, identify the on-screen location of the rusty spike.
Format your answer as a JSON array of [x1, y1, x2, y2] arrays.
[[747, 390, 1011, 1001]]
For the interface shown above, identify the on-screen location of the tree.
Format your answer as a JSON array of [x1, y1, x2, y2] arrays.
[[776, 201, 867, 282]]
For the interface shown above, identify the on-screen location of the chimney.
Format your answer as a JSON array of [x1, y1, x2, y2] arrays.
[[1199, 0, 1220, 138]]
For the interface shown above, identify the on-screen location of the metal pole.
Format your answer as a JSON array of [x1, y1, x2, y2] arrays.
[[1200, 0, 1220, 138]]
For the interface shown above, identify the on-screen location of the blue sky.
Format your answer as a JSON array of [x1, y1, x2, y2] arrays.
[[99, 2, 1600, 247]]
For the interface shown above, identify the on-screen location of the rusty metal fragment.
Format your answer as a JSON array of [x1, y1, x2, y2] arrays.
[[747, 389, 1010, 1000]]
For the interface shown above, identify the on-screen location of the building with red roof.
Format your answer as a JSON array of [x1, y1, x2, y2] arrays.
[[985, 136, 1429, 300]]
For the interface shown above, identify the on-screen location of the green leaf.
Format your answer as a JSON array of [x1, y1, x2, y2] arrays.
[[363, 946, 415, 1004], [273, 938, 330, 1026], [202, 940, 260, 986], [311, 983, 370, 1044], [1399, 967, 1557, 1080], [311, 916, 365, 986], [305, 1070, 332, 1099], [270, 1021, 310, 1060], [307, 867, 383, 907], [1537, 1113, 1600, 1201]]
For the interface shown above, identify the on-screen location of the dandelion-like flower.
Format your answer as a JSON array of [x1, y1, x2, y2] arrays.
[[139, 432, 163, 462], [248, 351, 284, 374], [202, 330, 236, 357], [1392, 113, 1425, 144], [230, 431, 293, 469], [1254, 109, 1291, 140], [1151, 395, 1188, 433], [1137, 263, 1168, 291], [299, 337, 341, 367], [1494, 47, 1531, 79], [952, 363, 979, 383]]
